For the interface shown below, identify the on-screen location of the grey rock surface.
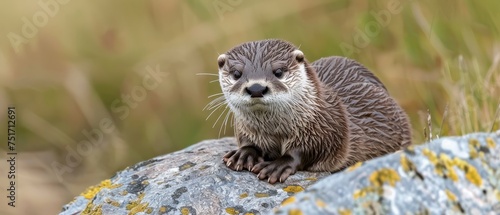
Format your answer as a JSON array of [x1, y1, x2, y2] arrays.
[[60, 138, 331, 215], [61, 133, 500, 215], [275, 132, 500, 215]]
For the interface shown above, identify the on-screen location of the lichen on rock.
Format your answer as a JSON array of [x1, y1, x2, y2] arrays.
[[61, 133, 500, 215], [60, 138, 330, 215], [275, 133, 500, 214]]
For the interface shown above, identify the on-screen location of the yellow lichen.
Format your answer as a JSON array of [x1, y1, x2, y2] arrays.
[[468, 145, 478, 159], [105, 198, 120, 207], [469, 139, 480, 148], [281, 196, 296, 206], [126, 193, 144, 210], [369, 168, 400, 187], [239, 193, 248, 199], [400, 154, 415, 172], [179, 163, 195, 171], [478, 151, 486, 159], [180, 207, 190, 215], [406, 145, 415, 152], [80, 179, 122, 200], [486, 137, 496, 149], [315, 199, 326, 208], [353, 169, 399, 200], [445, 190, 457, 201], [288, 209, 303, 215], [438, 153, 458, 181], [254, 193, 269, 198], [452, 157, 482, 186], [347, 162, 363, 171], [469, 139, 480, 159], [353, 189, 364, 199], [424, 149, 483, 186], [304, 177, 318, 181], [225, 207, 239, 215], [423, 148, 438, 165], [447, 167, 459, 182], [199, 165, 210, 170], [244, 213, 255, 215], [126, 193, 152, 215], [283, 185, 305, 193], [120, 190, 129, 196], [159, 206, 167, 213], [464, 166, 482, 186], [338, 209, 352, 215], [82, 203, 103, 215], [353, 186, 381, 199]]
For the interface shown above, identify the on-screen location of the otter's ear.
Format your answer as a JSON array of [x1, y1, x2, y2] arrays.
[[292, 50, 304, 63], [217, 54, 227, 68]]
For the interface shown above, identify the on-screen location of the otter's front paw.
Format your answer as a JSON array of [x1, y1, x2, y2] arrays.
[[251, 157, 299, 184], [223, 146, 264, 171]]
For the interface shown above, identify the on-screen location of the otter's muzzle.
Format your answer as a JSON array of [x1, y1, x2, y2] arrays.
[[245, 84, 269, 98]]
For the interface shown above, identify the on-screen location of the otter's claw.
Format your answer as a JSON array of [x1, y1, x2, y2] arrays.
[[223, 146, 263, 171], [252, 156, 299, 184]]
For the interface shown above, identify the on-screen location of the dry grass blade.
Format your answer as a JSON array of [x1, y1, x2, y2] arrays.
[[438, 103, 449, 138], [196, 73, 219, 77], [427, 109, 432, 141], [490, 102, 500, 132]]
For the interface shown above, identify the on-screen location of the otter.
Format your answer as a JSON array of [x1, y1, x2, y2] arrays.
[[215, 39, 412, 184]]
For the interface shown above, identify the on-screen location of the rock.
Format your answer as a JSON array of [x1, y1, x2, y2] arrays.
[[275, 132, 500, 214], [60, 138, 331, 215], [61, 133, 500, 215]]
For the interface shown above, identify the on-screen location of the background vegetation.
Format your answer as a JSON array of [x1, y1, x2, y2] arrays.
[[0, 0, 499, 214]]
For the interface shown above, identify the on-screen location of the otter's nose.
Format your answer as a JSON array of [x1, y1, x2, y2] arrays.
[[245, 84, 269, 98]]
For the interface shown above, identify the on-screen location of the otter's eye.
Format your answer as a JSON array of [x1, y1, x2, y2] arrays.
[[231, 70, 242, 80], [273, 68, 285, 78]]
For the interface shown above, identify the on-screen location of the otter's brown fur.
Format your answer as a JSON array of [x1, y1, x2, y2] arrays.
[[216, 39, 412, 183]]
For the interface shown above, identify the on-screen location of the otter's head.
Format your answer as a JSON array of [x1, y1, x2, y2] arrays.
[[217, 39, 319, 115]]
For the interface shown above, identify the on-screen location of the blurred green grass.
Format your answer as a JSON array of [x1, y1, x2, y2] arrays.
[[0, 0, 499, 214]]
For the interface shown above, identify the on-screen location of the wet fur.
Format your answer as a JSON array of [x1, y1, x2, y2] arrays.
[[218, 39, 412, 175]]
